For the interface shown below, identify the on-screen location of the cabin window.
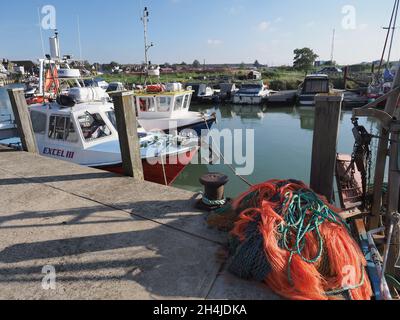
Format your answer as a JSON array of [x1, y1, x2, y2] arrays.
[[157, 97, 172, 112], [48, 116, 79, 143], [183, 95, 190, 109], [138, 97, 156, 112], [106, 111, 117, 129], [174, 96, 184, 111], [78, 113, 112, 141], [304, 80, 329, 94], [30, 111, 47, 134]]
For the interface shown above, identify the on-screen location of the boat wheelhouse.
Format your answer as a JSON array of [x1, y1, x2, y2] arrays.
[[233, 83, 271, 105], [298, 74, 332, 106], [133, 84, 216, 135], [4, 88, 199, 186]]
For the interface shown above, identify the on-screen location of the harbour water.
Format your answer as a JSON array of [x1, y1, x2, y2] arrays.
[[0, 85, 377, 198]]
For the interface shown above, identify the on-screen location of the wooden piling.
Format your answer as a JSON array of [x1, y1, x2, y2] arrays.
[[310, 93, 343, 202], [7, 88, 38, 153], [112, 91, 144, 181]]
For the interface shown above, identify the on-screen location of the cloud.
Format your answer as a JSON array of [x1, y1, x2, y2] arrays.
[[258, 21, 271, 32], [207, 39, 222, 46], [274, 17, 283, 23]]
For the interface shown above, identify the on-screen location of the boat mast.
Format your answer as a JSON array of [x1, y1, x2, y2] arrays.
[[386, 0, 400, 69], [377, 0, 399, 77], [141, 7, 153, 69]]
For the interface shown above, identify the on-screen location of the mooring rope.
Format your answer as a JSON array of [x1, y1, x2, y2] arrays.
[[202, 115, 253, 187]]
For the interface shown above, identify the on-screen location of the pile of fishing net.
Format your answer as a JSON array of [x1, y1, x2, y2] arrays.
[[227, 180, 373, 300]]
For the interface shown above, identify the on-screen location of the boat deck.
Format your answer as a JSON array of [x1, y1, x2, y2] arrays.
[[0, 146, 279, 300]]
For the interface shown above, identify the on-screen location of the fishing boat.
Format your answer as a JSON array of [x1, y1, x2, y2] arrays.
[[133, 8, 216, 135], [232, 82, 271, 105], [1, 87, 199, 186], [297, 74, 331, 106], [133, 83, 216, 135]]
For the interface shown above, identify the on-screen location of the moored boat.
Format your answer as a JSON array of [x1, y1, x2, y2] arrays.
[[233, 82, 271, 105], [133, 83, 216, 135], [1, 87, 199, 186], [297, 74, 331, 106]]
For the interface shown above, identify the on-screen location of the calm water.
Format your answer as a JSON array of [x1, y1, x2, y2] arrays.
[[0, 85, 378, 198], [173, 103, 379, 198]]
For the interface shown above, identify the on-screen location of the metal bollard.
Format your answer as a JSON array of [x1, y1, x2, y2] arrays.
[[196, 173, 229, 211]]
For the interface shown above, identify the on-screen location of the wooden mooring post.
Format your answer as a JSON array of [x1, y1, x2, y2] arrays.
[[7, 88, 38, 153], [112, 91, 144, 181], [310, 93, 343, 203]]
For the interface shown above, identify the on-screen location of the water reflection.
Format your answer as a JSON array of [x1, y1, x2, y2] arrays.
[[177, 103, 379, 198]]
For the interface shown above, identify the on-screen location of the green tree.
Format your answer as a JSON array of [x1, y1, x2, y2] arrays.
[[240, 62, 245, 70], [293, 48, 318, 71], [254, 60, 261, 68], [192, 60, 201, 68]]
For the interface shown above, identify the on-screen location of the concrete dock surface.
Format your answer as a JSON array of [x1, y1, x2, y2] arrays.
[[0, 147, 279, 300]]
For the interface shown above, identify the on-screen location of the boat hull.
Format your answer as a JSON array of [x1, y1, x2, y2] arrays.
[[95, 148, 198, 185], [139, 117, 216, 136]]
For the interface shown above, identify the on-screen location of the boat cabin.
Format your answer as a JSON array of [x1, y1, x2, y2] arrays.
[[300, 74, 331, 95], [298, 74, 332, 106], [134, 86, 193, 120]]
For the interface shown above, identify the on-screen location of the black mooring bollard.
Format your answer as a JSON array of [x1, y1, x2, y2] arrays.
[[196, 173, 229, 211]]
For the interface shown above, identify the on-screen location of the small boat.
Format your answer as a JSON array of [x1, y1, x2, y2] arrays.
[[134, 83, 216, 135], [197, 85, 215, 103], [233, 82, 271, 105], [213, 83, 238, 103], [297, 74, 331, 106], [1, 87, 199, 186]]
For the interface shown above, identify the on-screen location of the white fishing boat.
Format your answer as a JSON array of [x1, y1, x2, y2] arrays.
[[133, 8, 216, 134], [133, 83, 216, 134], [233, 83, 271, 105], [1, 87, 199, 186]]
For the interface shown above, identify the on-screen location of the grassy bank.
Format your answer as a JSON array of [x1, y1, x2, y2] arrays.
[[97, 68, 363, 91]]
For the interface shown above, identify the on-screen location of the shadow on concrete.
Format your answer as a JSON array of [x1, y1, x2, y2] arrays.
[[0, 172, 118, 186], [0, 198, 202, 230], [0, 218, 218, 298]]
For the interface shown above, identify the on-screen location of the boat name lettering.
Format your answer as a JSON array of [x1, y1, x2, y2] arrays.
[[43, 147, 75, 159]]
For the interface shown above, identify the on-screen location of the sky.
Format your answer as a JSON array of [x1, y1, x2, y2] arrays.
[[0, 0, 399, 66]]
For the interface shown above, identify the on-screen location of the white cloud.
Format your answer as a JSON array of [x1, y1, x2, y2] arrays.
[[274, 17, 283, 23], [207, 39, 222, 46], [258, 21, 271, 32]]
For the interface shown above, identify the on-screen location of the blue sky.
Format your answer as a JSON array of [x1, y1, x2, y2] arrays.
[[0, 0, 398, 65]]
